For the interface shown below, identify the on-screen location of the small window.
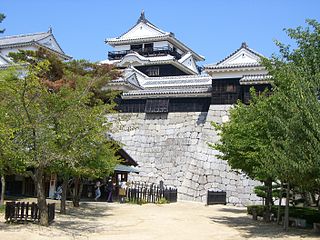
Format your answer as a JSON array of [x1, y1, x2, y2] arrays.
[[130, 44, 143, 52], [145, 99, 169, 113], [144, 43, 153, 52], [226, 84, 237, 93], [146, 67, 160, 76]]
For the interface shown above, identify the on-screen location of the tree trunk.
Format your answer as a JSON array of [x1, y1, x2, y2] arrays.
[[264, 178, 272, 222], [35, 168, 48, 226], [0, 175, 5, 206], [277, 182, 283, 225], [60, 176, 68, 214], [72, 177, 81, 207], [284, 183, 290, 231]]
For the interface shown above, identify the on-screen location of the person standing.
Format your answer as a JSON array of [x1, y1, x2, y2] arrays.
[[55, 185, 63, 200], [118, 180, 127, 203], [94, 181, 103, 201], [106, 178, 114, 202]]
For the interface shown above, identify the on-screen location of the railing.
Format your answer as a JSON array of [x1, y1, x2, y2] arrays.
[[108, 46, 181, 60], [207, 191, 227, 205], [126, 182, 177, 204], [5, 201, 55, 223]]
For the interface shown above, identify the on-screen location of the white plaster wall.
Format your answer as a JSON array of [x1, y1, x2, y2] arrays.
[[1, 46, 38, 59], [109, 105, 262, 206], [114, 45, 130, 51], [38, 36, 62, 53], [154, 41, 169, 48], [207, 68, 268, 79]]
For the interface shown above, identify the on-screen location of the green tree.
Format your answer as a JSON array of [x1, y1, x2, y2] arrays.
[[0, 69, 26, 206], [0, 13, 5, 33], [212, 91, 276, 221], [44, 60, 119, 212], [211, 19, 320, 230], [0, 49, 119, 225]]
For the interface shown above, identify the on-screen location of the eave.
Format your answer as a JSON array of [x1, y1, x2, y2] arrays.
[[0, 41, 72, 60], [106, 34, 204, 62], [205, 64, 266, 73], [122, 87, 212, 99]]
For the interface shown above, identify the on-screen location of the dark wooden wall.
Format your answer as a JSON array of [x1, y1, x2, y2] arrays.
[[116, 97, 211, 113], [136, 64, 190, 77], [212, 78, 271, 104]]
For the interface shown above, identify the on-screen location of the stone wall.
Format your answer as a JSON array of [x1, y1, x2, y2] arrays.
[[109, 105, 262, 206]]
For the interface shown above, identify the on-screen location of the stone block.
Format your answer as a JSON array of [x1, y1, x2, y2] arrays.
[[192, 174, 199, 182]]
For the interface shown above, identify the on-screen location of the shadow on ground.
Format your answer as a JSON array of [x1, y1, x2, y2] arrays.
[[0, 202, 115, 237], [210, 208, 318, 239]]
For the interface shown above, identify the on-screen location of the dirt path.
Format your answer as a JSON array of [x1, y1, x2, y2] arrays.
[[0, 201, 318, 240]]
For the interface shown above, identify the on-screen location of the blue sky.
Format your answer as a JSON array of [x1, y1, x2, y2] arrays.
[[1, 0, 320, 65]]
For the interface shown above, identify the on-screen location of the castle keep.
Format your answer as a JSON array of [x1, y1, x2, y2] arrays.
[[104, 12, 271, 205]]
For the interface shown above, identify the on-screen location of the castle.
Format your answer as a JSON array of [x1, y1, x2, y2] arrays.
[[103, 12, 271, 205], [0, 12, 272, 205]]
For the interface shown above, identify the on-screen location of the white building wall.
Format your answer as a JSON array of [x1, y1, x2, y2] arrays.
[[114, 45, 130, 51], [153, 41, 169, 48], [1, 45, 38, 60], [207, 69, 268, 79]]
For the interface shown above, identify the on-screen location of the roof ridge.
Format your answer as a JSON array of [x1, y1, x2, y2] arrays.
[[115, 11, 167, 40], [0, 31, 49, 40], [215, 42, 262, 66], [149, 74, 210, 80]]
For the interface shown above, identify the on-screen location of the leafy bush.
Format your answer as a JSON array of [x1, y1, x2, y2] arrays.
[[156, 197, 169, 204], [247, 205, 320, 225], [126, 198, 148, 205], [0, 205, 5, 213]]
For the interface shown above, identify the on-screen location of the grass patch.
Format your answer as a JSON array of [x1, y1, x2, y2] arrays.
[[0, 204, 5, 213]]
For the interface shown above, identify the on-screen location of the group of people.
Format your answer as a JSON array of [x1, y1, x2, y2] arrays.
[[54, 178, 127, 203], [94, 178, 127, 203]]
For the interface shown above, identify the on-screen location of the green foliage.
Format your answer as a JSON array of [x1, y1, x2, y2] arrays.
[[211, 20, 320, 229], [0, 204, 4, 213], [0, 68, 27, 177], [211, 92, 275, 181], [211, 19, 320, 190], [126, 198, 148, 205], [0, 13, 5, 33], [247, 205, 320, 225], [2, 49, 120, 179], [254, 183, 282, 199], [156, 197, 169, 204], [0, 49, 120, 224]]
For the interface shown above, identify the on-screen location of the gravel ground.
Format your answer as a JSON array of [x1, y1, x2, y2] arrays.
[[0, 200, 319, 240]]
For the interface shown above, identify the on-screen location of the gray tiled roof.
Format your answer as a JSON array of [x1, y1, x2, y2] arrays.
[[240, 74, 272, 85], [205, 62, 262, 69], [143, 78, 211, 88], [114, 164, 139, 173], [122, 87, 211, 97], [215, 42, 263, 66], [0, 32, 50, 46]]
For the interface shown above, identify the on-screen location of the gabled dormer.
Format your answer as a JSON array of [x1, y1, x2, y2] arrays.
[[204, 42, 268, 79], [117, 11, 168, 40], [205, 42, 271, 105], [0, 28, 71, 66]]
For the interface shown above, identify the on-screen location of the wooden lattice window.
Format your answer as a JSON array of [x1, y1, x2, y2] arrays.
[[145, 99, 169, 113], [226, 84, 237, 93], [146, 67, 160, 76]]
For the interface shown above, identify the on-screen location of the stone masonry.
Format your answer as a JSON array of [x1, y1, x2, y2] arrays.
[[109, 105, 262, 206]]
